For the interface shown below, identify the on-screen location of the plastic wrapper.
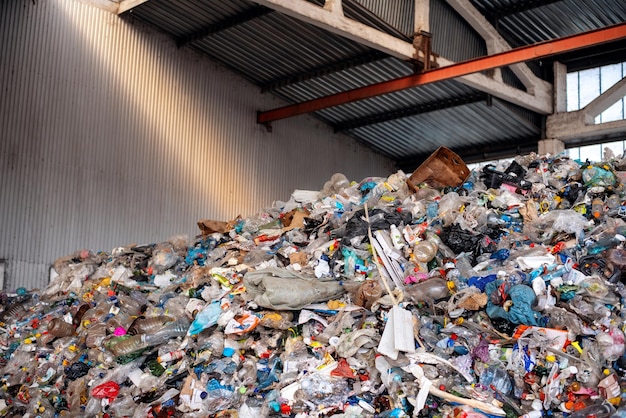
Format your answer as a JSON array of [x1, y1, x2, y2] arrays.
[[528, 209, 589, 243]]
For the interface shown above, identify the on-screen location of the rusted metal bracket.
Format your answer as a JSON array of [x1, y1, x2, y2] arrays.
[[413, 31, 438, 71]]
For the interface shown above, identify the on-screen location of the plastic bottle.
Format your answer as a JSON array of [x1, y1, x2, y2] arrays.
[[48, 318, 75, 337], [390, 225, 405, 250], [331, 173, 350, 192], [592, 197, 605, 219], [145, 317, 189, 345], [445, 263, 467, 291], [85, 322, 107, 348], [72, 303, 90, 328], [404, 278, 450, 307], [413, 240, 438, 272], [614, 410, 626, 418], [127, 315, 174, 335], [109, 334, 148, 357], [587, 233, 625, 254], [479, 363, 512, 394]]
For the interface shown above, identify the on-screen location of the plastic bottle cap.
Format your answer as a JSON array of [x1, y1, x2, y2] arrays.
[[222, 347, 235, 357]]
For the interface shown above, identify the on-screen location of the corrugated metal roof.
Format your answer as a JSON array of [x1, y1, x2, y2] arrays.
[[347, 98, 540, 161], [191, 12, 374, 86], [124, 0, 626, 165], [472, 0, 626, 45]]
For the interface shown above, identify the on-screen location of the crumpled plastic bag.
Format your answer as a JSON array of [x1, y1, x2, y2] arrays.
[[529, 209, 589, 243], [582, 164, 617, 188], [91, 381, 120, 402], [243, 267, 345, 310], [188, 300, 222, 336], [335, 328, 379, 358], [485, 280, 543, 326]]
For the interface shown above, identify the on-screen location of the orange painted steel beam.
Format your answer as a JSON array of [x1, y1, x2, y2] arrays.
[[258, 23, 626, 124]]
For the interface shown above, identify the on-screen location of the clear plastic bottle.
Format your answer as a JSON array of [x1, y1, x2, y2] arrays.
[[404, 277, 450, 307], [47, 318, 75, 337], [413, 240, 438, 272], [614, 407, 626, 418], [479, 363, 512, 394], [127, 315, 174, 335], [85, 322, 107, 348], [375, 355, 402, 389], [145, 316, 190, 345], [108, 317, 189, 357], [108, 334, 148, 357]]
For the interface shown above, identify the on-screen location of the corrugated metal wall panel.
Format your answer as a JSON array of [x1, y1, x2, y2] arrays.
[[0, 0, 394, 291]]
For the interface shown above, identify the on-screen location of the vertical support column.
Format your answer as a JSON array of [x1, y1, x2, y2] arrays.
[[414, 0, 430, 34], [553, 61, 568, 114], [538, 138, 565, 155], [541, 62, 566, 155], [414, 0, 433, 68], [324, 0, 343, 15]]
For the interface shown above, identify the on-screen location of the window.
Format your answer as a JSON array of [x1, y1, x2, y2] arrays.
[[567, 62, 626, 124]]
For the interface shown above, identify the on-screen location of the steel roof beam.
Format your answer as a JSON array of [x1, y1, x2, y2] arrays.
[[260, 51, 388, 92], [446, 0, 551, 96], [251, 0, 553, 116], [251, 0, 420, 61], [333, 93, 487, 132], [257, 23, 626, 125], [117, 0, 148, 14], [176, 6, 273, 47]]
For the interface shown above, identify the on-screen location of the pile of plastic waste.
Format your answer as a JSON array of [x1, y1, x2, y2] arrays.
[[4, 148, 626, 418]]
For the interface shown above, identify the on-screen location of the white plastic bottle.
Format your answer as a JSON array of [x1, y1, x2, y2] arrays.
[[390, 224, 405, 250]]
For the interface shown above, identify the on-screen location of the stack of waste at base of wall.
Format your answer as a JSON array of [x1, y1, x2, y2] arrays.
[[5, 148, 626, 418]]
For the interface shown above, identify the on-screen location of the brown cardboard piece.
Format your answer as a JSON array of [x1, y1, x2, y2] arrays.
[[281, 209, 309, 232], [407, 146, 469, 191], [289, 252, 308, 266], [197, 216, 240, 235]]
